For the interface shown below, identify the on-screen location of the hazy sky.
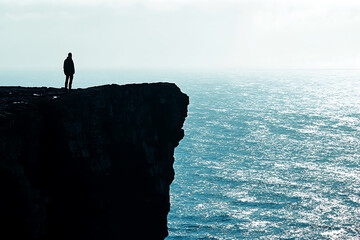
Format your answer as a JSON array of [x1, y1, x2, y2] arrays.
[[1, 0, 360, 70]]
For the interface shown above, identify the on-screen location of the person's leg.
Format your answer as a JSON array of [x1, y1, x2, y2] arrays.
[[65, 75, 69, 89], [69, 75, 74, 90]]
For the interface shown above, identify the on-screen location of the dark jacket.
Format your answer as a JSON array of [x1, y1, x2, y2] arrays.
[[63, 57, 75, 75]]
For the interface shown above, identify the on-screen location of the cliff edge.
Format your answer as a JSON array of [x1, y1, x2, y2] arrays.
[[0, 83, 189, 239]]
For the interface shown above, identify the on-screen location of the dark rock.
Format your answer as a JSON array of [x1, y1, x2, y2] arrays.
[[0, 83, 189, 240]]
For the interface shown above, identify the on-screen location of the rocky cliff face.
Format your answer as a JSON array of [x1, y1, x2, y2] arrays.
[[0, 83, 189, 240]]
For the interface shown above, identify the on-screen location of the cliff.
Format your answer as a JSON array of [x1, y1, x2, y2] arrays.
[[0, 83, 189, 240]]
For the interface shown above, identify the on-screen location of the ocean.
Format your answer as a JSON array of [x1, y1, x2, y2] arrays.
[[2, 69, 360, 239]]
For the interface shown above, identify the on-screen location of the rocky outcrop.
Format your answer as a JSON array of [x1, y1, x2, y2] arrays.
[[0, 83, 189, 240]]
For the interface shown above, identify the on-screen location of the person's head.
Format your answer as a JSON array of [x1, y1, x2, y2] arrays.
[[68, 52, 72, 58]]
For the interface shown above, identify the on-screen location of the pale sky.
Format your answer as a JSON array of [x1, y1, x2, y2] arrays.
[[1, 0, 360, 70]]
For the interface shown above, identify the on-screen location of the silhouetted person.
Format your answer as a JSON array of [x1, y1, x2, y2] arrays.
[[64, 52, 75, 90]]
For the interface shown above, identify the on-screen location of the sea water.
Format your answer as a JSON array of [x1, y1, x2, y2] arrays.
[[1, 69, 360, 239]]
